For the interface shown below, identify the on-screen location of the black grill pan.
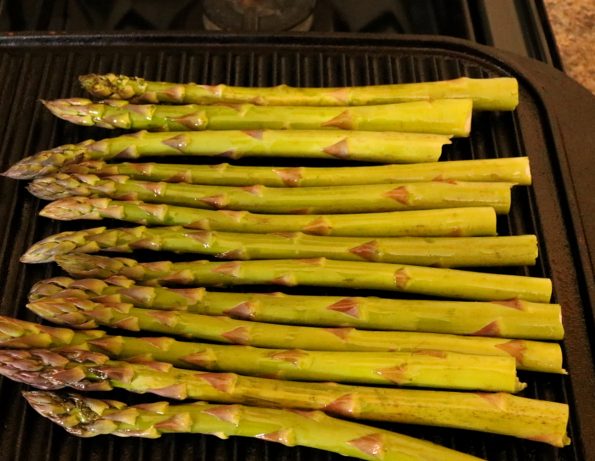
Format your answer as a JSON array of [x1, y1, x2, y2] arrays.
[[0, 32, 593, 461]]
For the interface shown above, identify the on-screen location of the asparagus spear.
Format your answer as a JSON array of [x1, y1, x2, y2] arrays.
[[0, 315, 525, 389], [24, 391, 488, 461], [21, 226, 539, 267], [3, 130, 450, 180], [54, 254, 553, 302], [28, 174, 513, 214], [5, 350, 570, 446], [40, 198, 499, 237], [58, 157, 531, 187], [29, 277, 564, 339], [80, 73, 518, 111], [4, 346, 521, 400], [43, 98, 473, 136], [26, 297, 562, 373]]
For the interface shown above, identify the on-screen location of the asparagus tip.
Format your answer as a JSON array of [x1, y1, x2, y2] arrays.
[[27, 297, 103, 329], [0, 349, 105, 390], [3, 155, 53, 180], [55, 253, 133, 279], [28, 173, 94, 201], [1, 141, 94, 180], [21, 227, 106, 264], [80, 73, 146, 100], [23, 391, 70, 420], [43, 98, 96, 126], [40, 197, 110, 220], [23, 391, 119, 437]]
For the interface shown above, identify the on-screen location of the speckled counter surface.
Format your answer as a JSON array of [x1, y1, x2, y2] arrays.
[[543, 0, 595, 94]]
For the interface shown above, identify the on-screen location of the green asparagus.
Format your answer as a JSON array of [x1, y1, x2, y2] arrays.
[[54, 254, 553, 302], [0, 315, 524, 388], [26, 297, 562, 373], [40, 198, 499, 237], [24, 391, 487, 460], [2, 346, 521, 397], [29, 277, 564, 339], [28, 174, 513, 214], [21, 226, 539, 267], [57, 157, 531, 186], [4, 349, 570, 446], [80, 74, 518, 111], [43, 98, 473, 136], [3, 130, 450, 180]]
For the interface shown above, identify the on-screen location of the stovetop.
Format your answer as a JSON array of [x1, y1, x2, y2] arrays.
[[0, 0, 562, 67]]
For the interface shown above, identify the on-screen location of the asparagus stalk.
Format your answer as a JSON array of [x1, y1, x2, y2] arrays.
[[58, 157, 531, 187], [29, 277, 564, 340], [40, 198, 499, 237], [28, 174, 513, 214], [0, 315, 525, 389], [21, 225, 539, 267], [43, 98, 473, 136], [24, 391, 489, 461], [4, 346, 521, 401], [80, 74, 518, 111], [26, 297, 563, 373], [5, 350, 570, 446], [54, 254, 553, 302], [3, 130, 450, 180]]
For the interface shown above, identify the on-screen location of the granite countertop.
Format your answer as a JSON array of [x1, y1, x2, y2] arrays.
[[543, 0, 594, 94]]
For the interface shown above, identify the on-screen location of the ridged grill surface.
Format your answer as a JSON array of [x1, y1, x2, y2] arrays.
[[0, 33, 591, 461]]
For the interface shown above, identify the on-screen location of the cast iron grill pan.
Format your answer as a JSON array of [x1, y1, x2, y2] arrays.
[[0, 33, 593, 461]]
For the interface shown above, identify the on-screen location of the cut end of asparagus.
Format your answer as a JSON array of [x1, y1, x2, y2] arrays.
[[80, 73, 147, 100], [21, 227, 108, 264], [463, 105, 472, 136], [466, 77, 519, 111]]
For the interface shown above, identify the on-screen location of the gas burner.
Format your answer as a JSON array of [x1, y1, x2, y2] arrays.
[[202, 0, 316, 32]]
